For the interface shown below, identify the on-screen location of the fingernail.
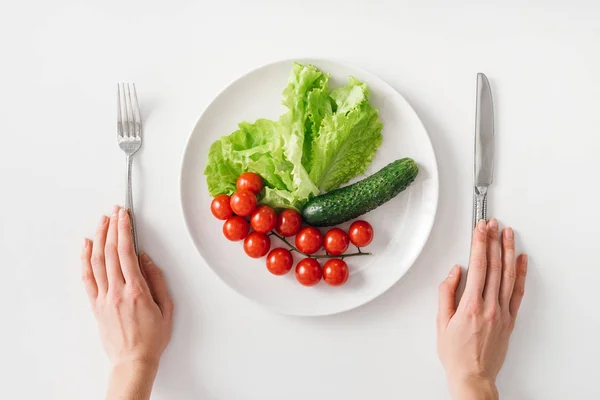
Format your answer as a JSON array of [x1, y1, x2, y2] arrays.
[[504, 227, 514, 239], [98, 215, 108, 226], [448, 265, 458, 277], [488, 218, 498, 231], [141, 253, 152, 265], [83, 238, 89, 249], [118, 208, 127, 220], [112, 205, 120, 216], [523, 254, 528, 264], [477, 219, 487, 232]]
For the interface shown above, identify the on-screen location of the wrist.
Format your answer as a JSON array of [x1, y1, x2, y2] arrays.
[[107, 360, 159, 400], [449, 375, 498, 400]]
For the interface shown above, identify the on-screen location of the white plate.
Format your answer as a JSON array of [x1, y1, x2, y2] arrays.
[[180, 59, 438, 316]]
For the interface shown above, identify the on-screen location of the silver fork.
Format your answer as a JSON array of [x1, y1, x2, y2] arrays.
[[117, 83, 142, 256]]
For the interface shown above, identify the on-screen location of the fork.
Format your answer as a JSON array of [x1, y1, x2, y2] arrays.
[[117, 83, 142, 257]]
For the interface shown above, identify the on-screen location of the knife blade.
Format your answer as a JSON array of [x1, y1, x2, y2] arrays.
[[473, 73, 495, 230]]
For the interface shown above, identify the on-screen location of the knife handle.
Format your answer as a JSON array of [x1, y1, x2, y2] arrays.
[[473, 186, 488, 230]]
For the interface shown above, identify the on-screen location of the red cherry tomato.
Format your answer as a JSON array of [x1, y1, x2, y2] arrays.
[[210, 194, 233, 220], [236, 172, 264, 194], [230, 190, 257, 217], [295, 258, 322, 286], [323, 259, 349, 286], [323, 228, 350, 256], [276, 209, 303, 237], [243, 232, 271, 258], [266, 248, 294, 276], [295, 227, 323, 255], [250, 206, 277, 233], [222, 216, 250, 241], [348, 220, 374, 247]]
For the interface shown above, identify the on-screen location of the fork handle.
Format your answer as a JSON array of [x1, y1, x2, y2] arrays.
[[126, 155, 139, 257]]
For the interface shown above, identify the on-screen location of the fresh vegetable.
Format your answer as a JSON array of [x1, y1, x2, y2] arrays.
[[266, 248, 294, 276], [295, 258, 322, 286], [323, 259, 349, 286], [230, 190, 257, 217], [244, 232, 271, 258], [307, 77, 383, 192], [204, 63, 383, 210], [211, 194, 233, 220], [275, 209, 303, 237], [222, 216, 250, 241], [236, 172, 264, 194], [250, 206, 277, 234], [324, 228, 350, 256], [348, 220, 374, 247], [302, 158, 418, 226], [295, 227, 323, 255]]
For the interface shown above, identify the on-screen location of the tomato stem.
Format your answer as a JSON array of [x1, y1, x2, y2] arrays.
[[270, 231, 371, 259]]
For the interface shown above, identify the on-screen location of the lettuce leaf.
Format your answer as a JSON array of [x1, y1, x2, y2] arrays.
[[204, 63, 383, 210], [308, 77, 383, 192]]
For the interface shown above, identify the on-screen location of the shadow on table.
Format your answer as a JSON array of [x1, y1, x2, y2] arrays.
[[139, 218, 219, 400]]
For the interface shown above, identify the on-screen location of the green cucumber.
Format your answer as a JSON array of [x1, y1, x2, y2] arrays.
[[301, 158, 418, 227]]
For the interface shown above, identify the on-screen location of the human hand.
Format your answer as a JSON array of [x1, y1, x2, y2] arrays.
[[437, 218, 528, 400], [81, 206, 173, 377]]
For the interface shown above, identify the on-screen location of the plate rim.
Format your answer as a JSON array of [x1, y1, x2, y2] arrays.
[[179, 57, 439, 316]]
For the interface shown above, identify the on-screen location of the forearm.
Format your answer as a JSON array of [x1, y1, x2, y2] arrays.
[[449, 377, 499, 400], [106, 361, 159, 400]]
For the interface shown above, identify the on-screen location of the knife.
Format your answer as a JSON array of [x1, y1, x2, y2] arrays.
[[473, 73, 495, 230]]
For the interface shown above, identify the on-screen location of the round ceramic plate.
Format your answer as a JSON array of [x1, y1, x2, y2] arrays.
[[181, 59, 438, 316]]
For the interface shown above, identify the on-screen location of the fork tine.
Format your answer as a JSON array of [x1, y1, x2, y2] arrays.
[[131, 83, 142, 138], [117, 84, 123, 138], [120, 83, 130, 138], [125, 83, 134, 139]]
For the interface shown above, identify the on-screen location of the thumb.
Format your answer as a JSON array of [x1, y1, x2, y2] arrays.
[[437, 265, 461, 331], [140, 253, 174, 317]]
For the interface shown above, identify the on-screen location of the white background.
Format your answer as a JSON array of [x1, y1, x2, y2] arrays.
[[1, 1, 599, 399]]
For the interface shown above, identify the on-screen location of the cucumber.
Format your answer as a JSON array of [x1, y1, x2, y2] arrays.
[[301, 158, 418, 227]]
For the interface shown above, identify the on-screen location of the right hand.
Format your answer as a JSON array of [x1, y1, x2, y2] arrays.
[[81, 206, 174, 370], [437, 218, 528, 399]]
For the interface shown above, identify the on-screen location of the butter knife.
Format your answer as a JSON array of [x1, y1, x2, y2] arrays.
[[473, 73, 495, 229]]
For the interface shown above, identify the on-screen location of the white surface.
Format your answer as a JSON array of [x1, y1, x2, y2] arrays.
[[181, 58, 438, 316], [1, 1, 600, 399]]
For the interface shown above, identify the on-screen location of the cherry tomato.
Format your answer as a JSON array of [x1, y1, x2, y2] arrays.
[[324, 228, 350, 256], [236, 172, 264, 194], [295, 258, 322, 286], [276, 209, 303, 237], [348, 220, 374, 247], [222, 216, 250, 241], [250, 206, 277, 233], [323, 259, 349, 286], [230, 190, 257, 217], [266, 248, 294, 276], [243, 232, 271, 258], [295, 227, 323, 255], [211, 194, 233, 220]]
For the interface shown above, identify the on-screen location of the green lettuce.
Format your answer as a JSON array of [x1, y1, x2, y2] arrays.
[[308, 77, 383, 192], [204, 63, 383, 210]]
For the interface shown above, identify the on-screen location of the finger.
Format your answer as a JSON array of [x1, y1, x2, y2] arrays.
[[91, 215, 109, 294], [499, 228, 516, 309], [105, 206, 125, 287], [464, 219, 488, 298], [140, 253, 174, 317], [509, 254, 528, 316], [117, 208, 143, 284], [437, 265, 461, 331], [81, 238, 98, 303], [483, 218, 502, 303]]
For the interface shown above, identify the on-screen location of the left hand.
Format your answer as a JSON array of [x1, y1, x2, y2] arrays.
[[81, 206, 173, 370]]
